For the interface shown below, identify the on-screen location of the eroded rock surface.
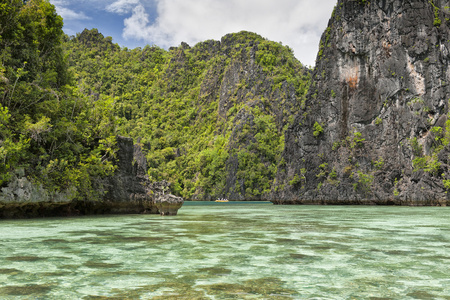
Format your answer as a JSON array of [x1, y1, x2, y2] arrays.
[[148, 180, 184, 215], [99, 136, 155, 214], [272, 0, 450, 205]]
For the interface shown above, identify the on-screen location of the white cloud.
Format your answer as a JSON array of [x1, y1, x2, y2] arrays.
[[106, 0, 141, 15], [57, 7, 91, 20], [121, 0, 336, 66], [51, 0, 91, 21]]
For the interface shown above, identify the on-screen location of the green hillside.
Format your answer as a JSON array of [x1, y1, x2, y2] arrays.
[[64, 29, 310, 200], [0, 0, 310, 201]]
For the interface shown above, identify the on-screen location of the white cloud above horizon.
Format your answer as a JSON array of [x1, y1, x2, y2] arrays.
[[51, 0, 337, 66]]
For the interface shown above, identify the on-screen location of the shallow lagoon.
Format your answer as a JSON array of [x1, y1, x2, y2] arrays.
[[0, 202, 449, 299]]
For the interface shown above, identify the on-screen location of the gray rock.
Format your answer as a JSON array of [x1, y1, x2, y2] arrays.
[[0, 169, 75, 204], [147, 180, 184, 215], [153, 194, 184, 216], [100, 137, 184, 215], [271, 0, 450, 206], [101, 136, 150, 204]]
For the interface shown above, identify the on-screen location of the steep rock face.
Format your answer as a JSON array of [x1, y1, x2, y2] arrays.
[[99, 136, 156, 213], [214, 36, 305, 200], [273, 0, 450, 205], [95, 136, 184, 215]]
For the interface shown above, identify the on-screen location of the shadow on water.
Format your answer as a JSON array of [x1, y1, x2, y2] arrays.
[[84, 261, 123, 269], [0, 268, 23, 275], [5, 256, 46, 262], [0, 284, 53, 297]]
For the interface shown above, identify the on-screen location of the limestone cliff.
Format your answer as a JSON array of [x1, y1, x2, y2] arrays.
[[100, 136, 183, 215], [0, 136, 183, 218], [272, 0, 450, 205]]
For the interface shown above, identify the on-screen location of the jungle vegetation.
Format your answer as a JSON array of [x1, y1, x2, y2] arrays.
[[1, 0, 311, 200]]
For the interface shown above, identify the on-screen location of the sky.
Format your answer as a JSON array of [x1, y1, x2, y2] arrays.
[[49, 0, 337, 67]]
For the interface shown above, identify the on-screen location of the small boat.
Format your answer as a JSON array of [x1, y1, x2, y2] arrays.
[[215, 199, 229, 202]]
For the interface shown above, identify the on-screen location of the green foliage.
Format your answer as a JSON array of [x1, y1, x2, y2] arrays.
[[317, 182, 323, 191], [232, 106, 285, 198], [372, 157, 384, 170], [332, 141, 341, 151], [393, 178, 400, 196], [431, 126, 443, 136], [354, 171, 373, 194], [0, 1, 117, 198], [411, 116, 450, 178], [327, 168, 339, 186], [289, 168, 306, 188], [316, 163, 328, 179], [0, 103, 30, 185], [289, 174, 301, 186], [375, 117, 382, 125], [334, 131, 366, 151], [413, 155, 441, 175], [313, 122, 323, 137], [409, 137, 423, 156], [443, 179, 450, 190], [318, 27, 332, 59], [430, 1, 442, 27], [1, 0, 68, 88], [350, 131, 365, 148], [329, 168, 337, 179]]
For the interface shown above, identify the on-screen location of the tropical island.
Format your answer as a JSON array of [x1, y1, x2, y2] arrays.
[[1, 0, 449, 218]]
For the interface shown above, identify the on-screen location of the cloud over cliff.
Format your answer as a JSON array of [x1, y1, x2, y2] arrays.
[[51, 0, 336, 66]]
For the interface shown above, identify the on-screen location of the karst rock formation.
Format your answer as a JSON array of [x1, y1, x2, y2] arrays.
[[272, 0, 450, 205]]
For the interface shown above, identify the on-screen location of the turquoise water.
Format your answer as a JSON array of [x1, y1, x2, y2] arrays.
[[0, 202, 449, 299]]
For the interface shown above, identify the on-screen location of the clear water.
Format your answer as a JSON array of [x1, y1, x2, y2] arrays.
[[0, 202, 449, 299]]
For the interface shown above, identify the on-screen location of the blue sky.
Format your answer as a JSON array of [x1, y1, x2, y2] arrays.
[[49, 0, 336, 66]]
